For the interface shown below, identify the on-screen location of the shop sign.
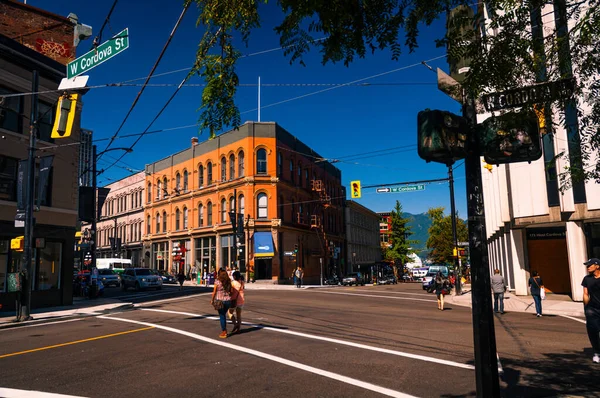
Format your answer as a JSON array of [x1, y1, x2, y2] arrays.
[[526, 227, 566, 240]]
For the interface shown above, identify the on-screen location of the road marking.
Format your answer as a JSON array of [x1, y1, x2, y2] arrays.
[[0, 326, 154, 359], [497, 353, 504, 375], [352, 290, 432, 297], [0, 387, 85, 397], [135, 292, 211, 306], [559, 315, 586, 324], [0, 318, 83, 332], [316, 290, 438, 303], [141, 308, 475, 370], [98, 315, 417, 398]]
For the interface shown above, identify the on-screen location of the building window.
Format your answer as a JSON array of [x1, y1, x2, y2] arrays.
[[183, 207, 188, 229], [207, 201, 213, 226], [163, 177, 168, 198], [229, 154, 235, 180], [305, 169, 309, 188], [199, 164, 204, 187], [0, 155, 18, 201], [175, 208, 181, 230], [221, 198, 227, 223], [257, 149, 267, 174], [278, 196, 284, 221], [198, 204, 204, 226], [162, 211, 167, 232], [183, 170, 188, 192], [229, 196, 235, 216], [290, 160, 294, 183], [207, 162, 213, 185], [37, 242, 62, 290], [257, 193, 268, 219], [147, 215, 151, 234], [277, 151, 282, 177], [238, 194, 245, 215], [0, 87, 22, 133], [298, 162, 302, 185], [156, 180, 161, 199], [238, 151, 245, 177], [221, 157, 227, 182], [156, 213, 160, 233], [176, 173, 181, 192], [37, 101, 55, 142]]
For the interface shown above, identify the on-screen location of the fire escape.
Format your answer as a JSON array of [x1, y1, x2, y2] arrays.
[[310, 179, 332, 274]]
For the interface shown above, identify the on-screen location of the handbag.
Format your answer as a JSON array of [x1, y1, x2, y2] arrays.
[[212, 299, 224, 310], [533, 277, 546, 300]]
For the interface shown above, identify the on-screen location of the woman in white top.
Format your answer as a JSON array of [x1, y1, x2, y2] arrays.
[[229, 271, 245, 334]]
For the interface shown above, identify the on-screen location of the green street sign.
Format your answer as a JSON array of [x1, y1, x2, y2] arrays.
[[391, 185, 425, 193], [67, 28, 129, 79]]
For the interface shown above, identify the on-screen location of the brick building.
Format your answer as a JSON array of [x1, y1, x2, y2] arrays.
[[143, 122, 344, 284], [345, 201, 381, 276], [378, 212, 393, 248]]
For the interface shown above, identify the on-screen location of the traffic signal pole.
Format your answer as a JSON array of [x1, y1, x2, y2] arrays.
[[463, 95, 500, 397], [448, 165, 461, 294], [91, 145, 97, 273]]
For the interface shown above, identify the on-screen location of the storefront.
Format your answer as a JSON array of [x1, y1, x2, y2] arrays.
[[253, 232, 274, 280], [195, 237, 216, 277], [526, 227, 571, 294], [153, 241, 169, 271]]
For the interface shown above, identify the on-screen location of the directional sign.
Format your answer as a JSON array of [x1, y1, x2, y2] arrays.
[[481, 78, 575, 112], [377, 185, 426, 193], [67, 28, 130, 79]]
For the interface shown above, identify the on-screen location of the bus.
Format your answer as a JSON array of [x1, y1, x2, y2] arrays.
[[95, 258, 132, 275]]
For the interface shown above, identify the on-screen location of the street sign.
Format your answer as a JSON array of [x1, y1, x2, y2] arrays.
[[67, 28, 130, 79], [284, 251, 295, 256], [58, 75, 89, 90], [377, 185, 425, 193], [457, 241, 469, 246], [437, 68, 463, 104], [481, 78, 575, 112]]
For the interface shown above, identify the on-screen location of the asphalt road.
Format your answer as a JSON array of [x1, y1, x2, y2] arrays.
[[1, 284, 598, 398]]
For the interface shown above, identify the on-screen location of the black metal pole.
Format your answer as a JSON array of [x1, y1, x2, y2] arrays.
[[91, 145, 97, 273], [18, 70, 39, 322], [233, 188, 237, 270], [463, 95, 500, 397], [448, 165, 461, 294]]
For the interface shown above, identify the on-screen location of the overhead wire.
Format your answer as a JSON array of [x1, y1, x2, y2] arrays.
[[92, 0, 120, 49]]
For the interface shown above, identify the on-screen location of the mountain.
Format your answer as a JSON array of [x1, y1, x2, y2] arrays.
[[403, 212, 431, 259]]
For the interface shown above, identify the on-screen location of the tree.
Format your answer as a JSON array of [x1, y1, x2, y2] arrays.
[[426, 207, 468, 264], [187, 0, 600, 186], [384, 200, 417, 266]]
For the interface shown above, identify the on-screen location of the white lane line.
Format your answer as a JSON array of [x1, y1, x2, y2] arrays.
[[98, 315, 417, 398], [497, 353, 504, 375], [0, 387, 85, 397], [352, 290, 433, 297], [141, 308, 474, 371], [0, 318, 83, 332], [317, 290, 437, 303], [134, 292, 211, 306], [559, 315, 586, 324]]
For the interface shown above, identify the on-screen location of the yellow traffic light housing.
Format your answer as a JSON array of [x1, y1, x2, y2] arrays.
[[350, 180, 361, 198], [51, 93, 79, 139], [11, 236, 24, 251]]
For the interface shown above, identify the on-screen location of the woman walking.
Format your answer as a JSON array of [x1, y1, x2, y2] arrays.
[[435, 271, 450, 311], [529, 270, 544, 317], [210, 268, 239, 338], [229, 271, 245, 335]]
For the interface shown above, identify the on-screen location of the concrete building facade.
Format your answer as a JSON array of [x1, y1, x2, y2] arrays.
[[345, 201, 382, 276]]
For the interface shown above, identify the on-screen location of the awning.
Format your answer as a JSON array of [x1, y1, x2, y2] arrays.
[[254, 232, 274, 258]]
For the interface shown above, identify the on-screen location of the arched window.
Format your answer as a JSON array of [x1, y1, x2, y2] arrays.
[[238, 194, 245, 215], [198, 164, 204, 187], [175, 208, 181, 230], [221, 157, 227, 182], [156, 213, 160, 233], [229, 154, 235, 180], [162, 211, 167, 232], [207, 162, 213, 185], [305, 169, 309, 188], [147, 215, 151, 234], [176, 173, 181, 191], [238, 151, 245, 177], [221, 198, 227, 223], [198, 203, 204, 226], [298, 162, 302, 185], [183, 207, 188, 229], [257, 148, 267, 174], [207, 201, 213, 226], [162, 177, 168, 198], [183, 170, 188, 192], [156, 180, 161, 199], [289, 160, 294, 184], [257, 193, 268, 219]]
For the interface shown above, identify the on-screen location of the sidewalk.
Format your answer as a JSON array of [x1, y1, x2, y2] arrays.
[[447, 286, 585, 318]]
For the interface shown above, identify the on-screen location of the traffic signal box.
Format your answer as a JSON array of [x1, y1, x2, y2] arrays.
[[11, 236, 24, 251], [417, 109, 469, 165], [453, 247, 466, 258], [350, 180, 361, 198], [51, 93, 79, 139], [478, 109, 542, 164]]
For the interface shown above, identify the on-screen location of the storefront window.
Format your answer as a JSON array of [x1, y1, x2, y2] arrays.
[[0, 155, 18, 201], [37, 242, 62, 290], [153, 242, 168, 270], [195, 237, 216, 274], [220, 235, 236, 270], [0, 240, 8, 292]]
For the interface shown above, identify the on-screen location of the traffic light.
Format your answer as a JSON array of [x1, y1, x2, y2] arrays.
[[294, 244, 298, 254], [350, 180, 361, 198], [453, 247, 466, 258], [51, 93, 79, 139], [417, 109, 470, 165], [479, 109, 542, 164], [11, 236, 24, 251]]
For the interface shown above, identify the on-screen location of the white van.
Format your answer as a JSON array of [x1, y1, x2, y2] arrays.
[[96, 258, 132, 275]]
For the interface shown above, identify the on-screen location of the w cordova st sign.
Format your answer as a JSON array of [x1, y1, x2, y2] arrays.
[[481, 78, 575, 112], [67, 28, 129, 79]]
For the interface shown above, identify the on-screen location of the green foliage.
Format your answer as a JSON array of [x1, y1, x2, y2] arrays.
[[426, 207, 468, 264], [385, 201, 418, 266]]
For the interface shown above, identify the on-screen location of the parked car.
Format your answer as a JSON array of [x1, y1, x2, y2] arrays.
[[342, 273, 364, 286], [422, 265, 449, 290], [380, 275, 397, 285], [157, 270, 177, 284], [97, 269, 120, 287], [121, 268, 163, 291]]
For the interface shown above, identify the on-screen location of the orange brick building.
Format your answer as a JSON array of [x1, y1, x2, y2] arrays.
[[143, 122, 345, 284]]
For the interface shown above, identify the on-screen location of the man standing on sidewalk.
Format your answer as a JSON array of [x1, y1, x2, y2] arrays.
[[491, 269, 507, 314], [582, 258, 600, 364]]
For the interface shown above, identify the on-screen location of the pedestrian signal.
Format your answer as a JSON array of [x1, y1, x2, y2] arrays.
[[453, 247, 466, 258], [51, 93, 79, 139], [11, 236, 24, 251], [350, 180, 361, 198], [417, 109, 469, 166]]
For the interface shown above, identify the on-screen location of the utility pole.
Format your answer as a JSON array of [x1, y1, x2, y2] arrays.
[[233, 188, 238, 269], [448, 165, 461, 294], [91, 145, 97, 272], [17, 70, 39, 322], [463, 94, 500, 397]]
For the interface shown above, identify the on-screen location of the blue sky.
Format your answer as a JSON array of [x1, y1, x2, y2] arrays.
[[32, 0, 467, 217]]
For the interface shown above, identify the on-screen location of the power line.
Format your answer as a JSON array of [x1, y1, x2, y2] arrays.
[[98, 4, 190, 162], [92, 0, 119, 49]]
